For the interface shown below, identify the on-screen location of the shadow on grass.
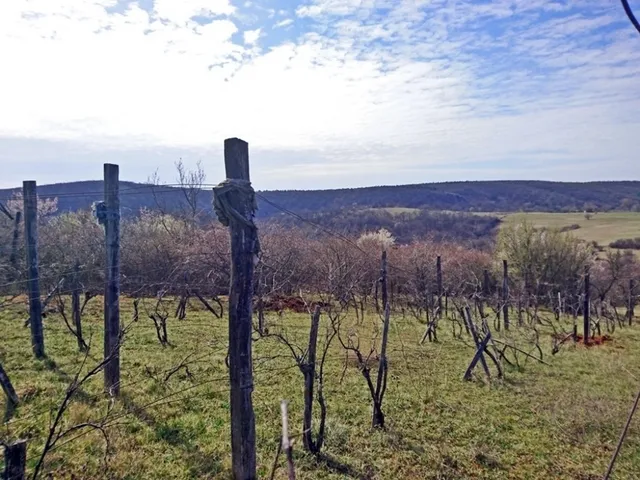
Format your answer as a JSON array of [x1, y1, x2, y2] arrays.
[[311, 452, 374, 479], [42, 356, 98, 406], [120, 392, 223, 477], [380, 426, 426, 456]]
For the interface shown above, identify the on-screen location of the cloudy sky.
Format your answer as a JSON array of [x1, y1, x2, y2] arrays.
[[0, 0, 639, 190]]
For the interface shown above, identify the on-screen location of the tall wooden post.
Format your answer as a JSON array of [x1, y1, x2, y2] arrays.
[[72, 261, 84, 352], [436, 255, 443, 318], [502, 260, 509, 330], [9, 211, 22, 280], [584, 270, 590, 344], [303, 306, 321, 454], [629, 279, 635, 326], [23, 181, 45, 359], [218, 138, 257, 479], [3, 440, 27, 480], [374, 250, 390, 427], [104, 164, 120, 395]]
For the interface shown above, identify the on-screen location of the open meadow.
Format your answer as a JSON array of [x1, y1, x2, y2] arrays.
[[500, 212, 640, 249], [2, 296, 640, 479]]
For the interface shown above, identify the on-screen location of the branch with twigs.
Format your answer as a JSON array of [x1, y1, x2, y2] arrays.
[[256, 303, 336, 454], [31, 318, 138, 479], [32, 336, 112, 479], [54, 293, 88, 351]]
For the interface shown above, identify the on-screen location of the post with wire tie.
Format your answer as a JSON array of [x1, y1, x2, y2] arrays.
[[93, 164, 121, 396], [213, 138, 259, 480]]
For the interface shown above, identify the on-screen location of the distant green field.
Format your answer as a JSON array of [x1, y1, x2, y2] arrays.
[[359, 209, 640, 248], [499, 212, 640, 247], [366, 207, 421, 215]]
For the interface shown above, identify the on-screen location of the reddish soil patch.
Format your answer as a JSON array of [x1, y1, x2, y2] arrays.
[[574, 334, 613, 347], [257, 295, 330, 314]]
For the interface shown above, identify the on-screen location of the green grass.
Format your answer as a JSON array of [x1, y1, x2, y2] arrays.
[[365, 207, 422, 216], [2, 298, 640, 479], [500, 212, 640, 247]]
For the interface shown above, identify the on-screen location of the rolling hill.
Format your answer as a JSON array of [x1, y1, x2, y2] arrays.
[[1, 180, 640, 218]]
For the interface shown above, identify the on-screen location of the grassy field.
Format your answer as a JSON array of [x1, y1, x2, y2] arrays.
[[366, 207, 422, 216], [367, 209, 640, 248], [499, 212, 640, 247], [2, 298, 640, 479]]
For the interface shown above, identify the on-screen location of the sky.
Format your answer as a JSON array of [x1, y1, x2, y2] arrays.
[[0, 0, 639, 190]]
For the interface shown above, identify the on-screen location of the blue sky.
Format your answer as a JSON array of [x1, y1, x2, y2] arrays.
[[0, 0, 639, 190]]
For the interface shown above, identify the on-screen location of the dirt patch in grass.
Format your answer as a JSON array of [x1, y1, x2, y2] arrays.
[[575, 334, 614, 347], [258, 295, 330, 313], [552, 333, 614, 347]]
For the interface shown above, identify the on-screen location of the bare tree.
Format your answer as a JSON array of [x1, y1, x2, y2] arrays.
[[175, 159, 207, 223]]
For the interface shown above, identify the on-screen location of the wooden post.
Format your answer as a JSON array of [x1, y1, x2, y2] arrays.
[[302, 306, 321, 454], [584, 270, 590, 344], [3, 440, 27, 480], [72, 261, 84, 352], [0, 360, 19, 421], [629, 279, 635, 326], [436, 255, 443, 318], [373, 250, 390, 428], [8, 211, 21, 281], [104, 164, 121, 395], [23, 181, 45, 359], [281, 400, 296, 480], [220, 138, 257, 479], [502, 260, 509, 330]]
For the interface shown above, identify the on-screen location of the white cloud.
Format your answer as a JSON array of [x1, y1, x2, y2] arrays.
[[0, 0, 638, 189], [274, 18, 294, 29], [153, 0, 234, 24], [243, 28, 261, 45]]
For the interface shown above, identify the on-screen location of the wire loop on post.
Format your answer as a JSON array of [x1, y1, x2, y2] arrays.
[[212, 179, 260, 255], [92, 201, 120, 226]]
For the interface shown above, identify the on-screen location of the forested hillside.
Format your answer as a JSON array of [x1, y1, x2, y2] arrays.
[[1, 180, 639, 217]]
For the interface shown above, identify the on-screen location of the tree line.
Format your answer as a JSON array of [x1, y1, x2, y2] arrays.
[[1, 194, 637, 317]]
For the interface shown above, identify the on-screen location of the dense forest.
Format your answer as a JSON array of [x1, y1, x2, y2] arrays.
[[1, 180, 640, 218]]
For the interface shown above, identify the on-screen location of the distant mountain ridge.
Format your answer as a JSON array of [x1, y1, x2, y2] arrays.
[[1, 180, 639, 216]]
